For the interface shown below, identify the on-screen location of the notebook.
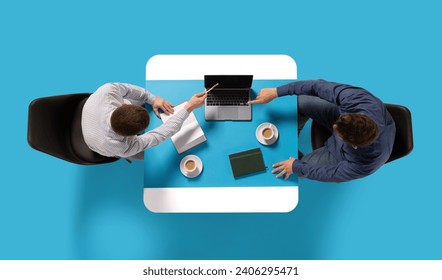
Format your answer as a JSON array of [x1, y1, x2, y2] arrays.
[[160, 102, 207, 154], [204, 75, 253, 121], [229, 148, 266, 178]]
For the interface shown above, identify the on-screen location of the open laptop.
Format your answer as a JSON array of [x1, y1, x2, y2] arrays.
[[204, 75, 253, 120]]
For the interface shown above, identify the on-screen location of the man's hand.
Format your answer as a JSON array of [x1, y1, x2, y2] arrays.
[[152, 96, 174, 118], [248, 88, 278, 105], [185, 92, 207, 112], [272, 157, 296, 180]]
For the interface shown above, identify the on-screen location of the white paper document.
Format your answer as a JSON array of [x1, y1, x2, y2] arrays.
[[160, 102, 207, 154]]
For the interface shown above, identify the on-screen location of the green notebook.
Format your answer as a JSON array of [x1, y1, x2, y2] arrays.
[[229, 148, 267, 178]]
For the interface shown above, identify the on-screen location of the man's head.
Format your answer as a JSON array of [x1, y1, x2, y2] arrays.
[[333, 114, 378, 148], [110, 104, 150, 136]]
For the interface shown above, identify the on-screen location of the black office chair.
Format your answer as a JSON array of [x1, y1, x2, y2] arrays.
[[310, 103, 413, 163], [27, 93, 119, 165]]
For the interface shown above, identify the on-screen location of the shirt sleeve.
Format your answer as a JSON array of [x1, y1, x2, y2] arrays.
[[292, 159, 371, 183], [107, 82, 156, 106], [119, 108, 190, 158], [276, 79, 383, 116], [276, 79, 343, 104]]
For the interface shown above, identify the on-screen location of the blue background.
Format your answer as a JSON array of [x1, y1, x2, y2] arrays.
[[1, 0, 441, 259]]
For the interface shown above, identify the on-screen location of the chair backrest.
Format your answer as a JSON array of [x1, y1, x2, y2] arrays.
[[311, 103, 413, 164], [384, 104, 413, 163], [27, 93, 119, 165]]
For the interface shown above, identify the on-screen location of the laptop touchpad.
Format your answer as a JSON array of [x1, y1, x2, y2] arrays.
[[218, 107, 238, 120]]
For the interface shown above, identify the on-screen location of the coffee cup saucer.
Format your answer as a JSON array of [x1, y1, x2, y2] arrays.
[[180, 155, 203, 178], [256, 122, 279, 146]]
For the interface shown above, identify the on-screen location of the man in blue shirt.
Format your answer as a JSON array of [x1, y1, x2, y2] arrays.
[[249, 79, 395, 183]]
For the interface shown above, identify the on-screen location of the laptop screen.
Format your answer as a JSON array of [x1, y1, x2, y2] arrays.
[[204, 75, 253, 89]]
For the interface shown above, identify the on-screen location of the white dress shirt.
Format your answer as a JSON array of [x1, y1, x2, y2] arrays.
[[81, 83, 189, 159]]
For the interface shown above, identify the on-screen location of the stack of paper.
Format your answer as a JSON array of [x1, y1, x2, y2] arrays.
[[160, 102, 207, 154]]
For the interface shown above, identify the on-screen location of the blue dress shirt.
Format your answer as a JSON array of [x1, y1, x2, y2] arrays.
[[277, 80, 396, 182]]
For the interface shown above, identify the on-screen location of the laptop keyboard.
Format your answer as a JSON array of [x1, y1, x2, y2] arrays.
[[206, 91, 249, 106]]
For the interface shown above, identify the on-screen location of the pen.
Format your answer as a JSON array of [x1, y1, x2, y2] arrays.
[[205, 83, 219, 94]]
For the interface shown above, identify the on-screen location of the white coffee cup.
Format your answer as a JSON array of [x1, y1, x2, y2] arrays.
[[184, 158, 197, 174], [262, 126, 275, 141]]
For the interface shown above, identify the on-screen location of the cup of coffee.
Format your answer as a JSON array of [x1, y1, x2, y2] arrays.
[[184, 158, 197, 174], [262, 127, 274, 140]]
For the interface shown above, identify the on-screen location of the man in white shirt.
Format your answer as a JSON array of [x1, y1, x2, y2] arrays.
[[81, 82, 206, 160]]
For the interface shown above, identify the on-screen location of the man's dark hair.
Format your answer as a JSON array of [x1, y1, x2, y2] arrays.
[[110, 105, 150, 136], [334, 114, 378, 147]]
